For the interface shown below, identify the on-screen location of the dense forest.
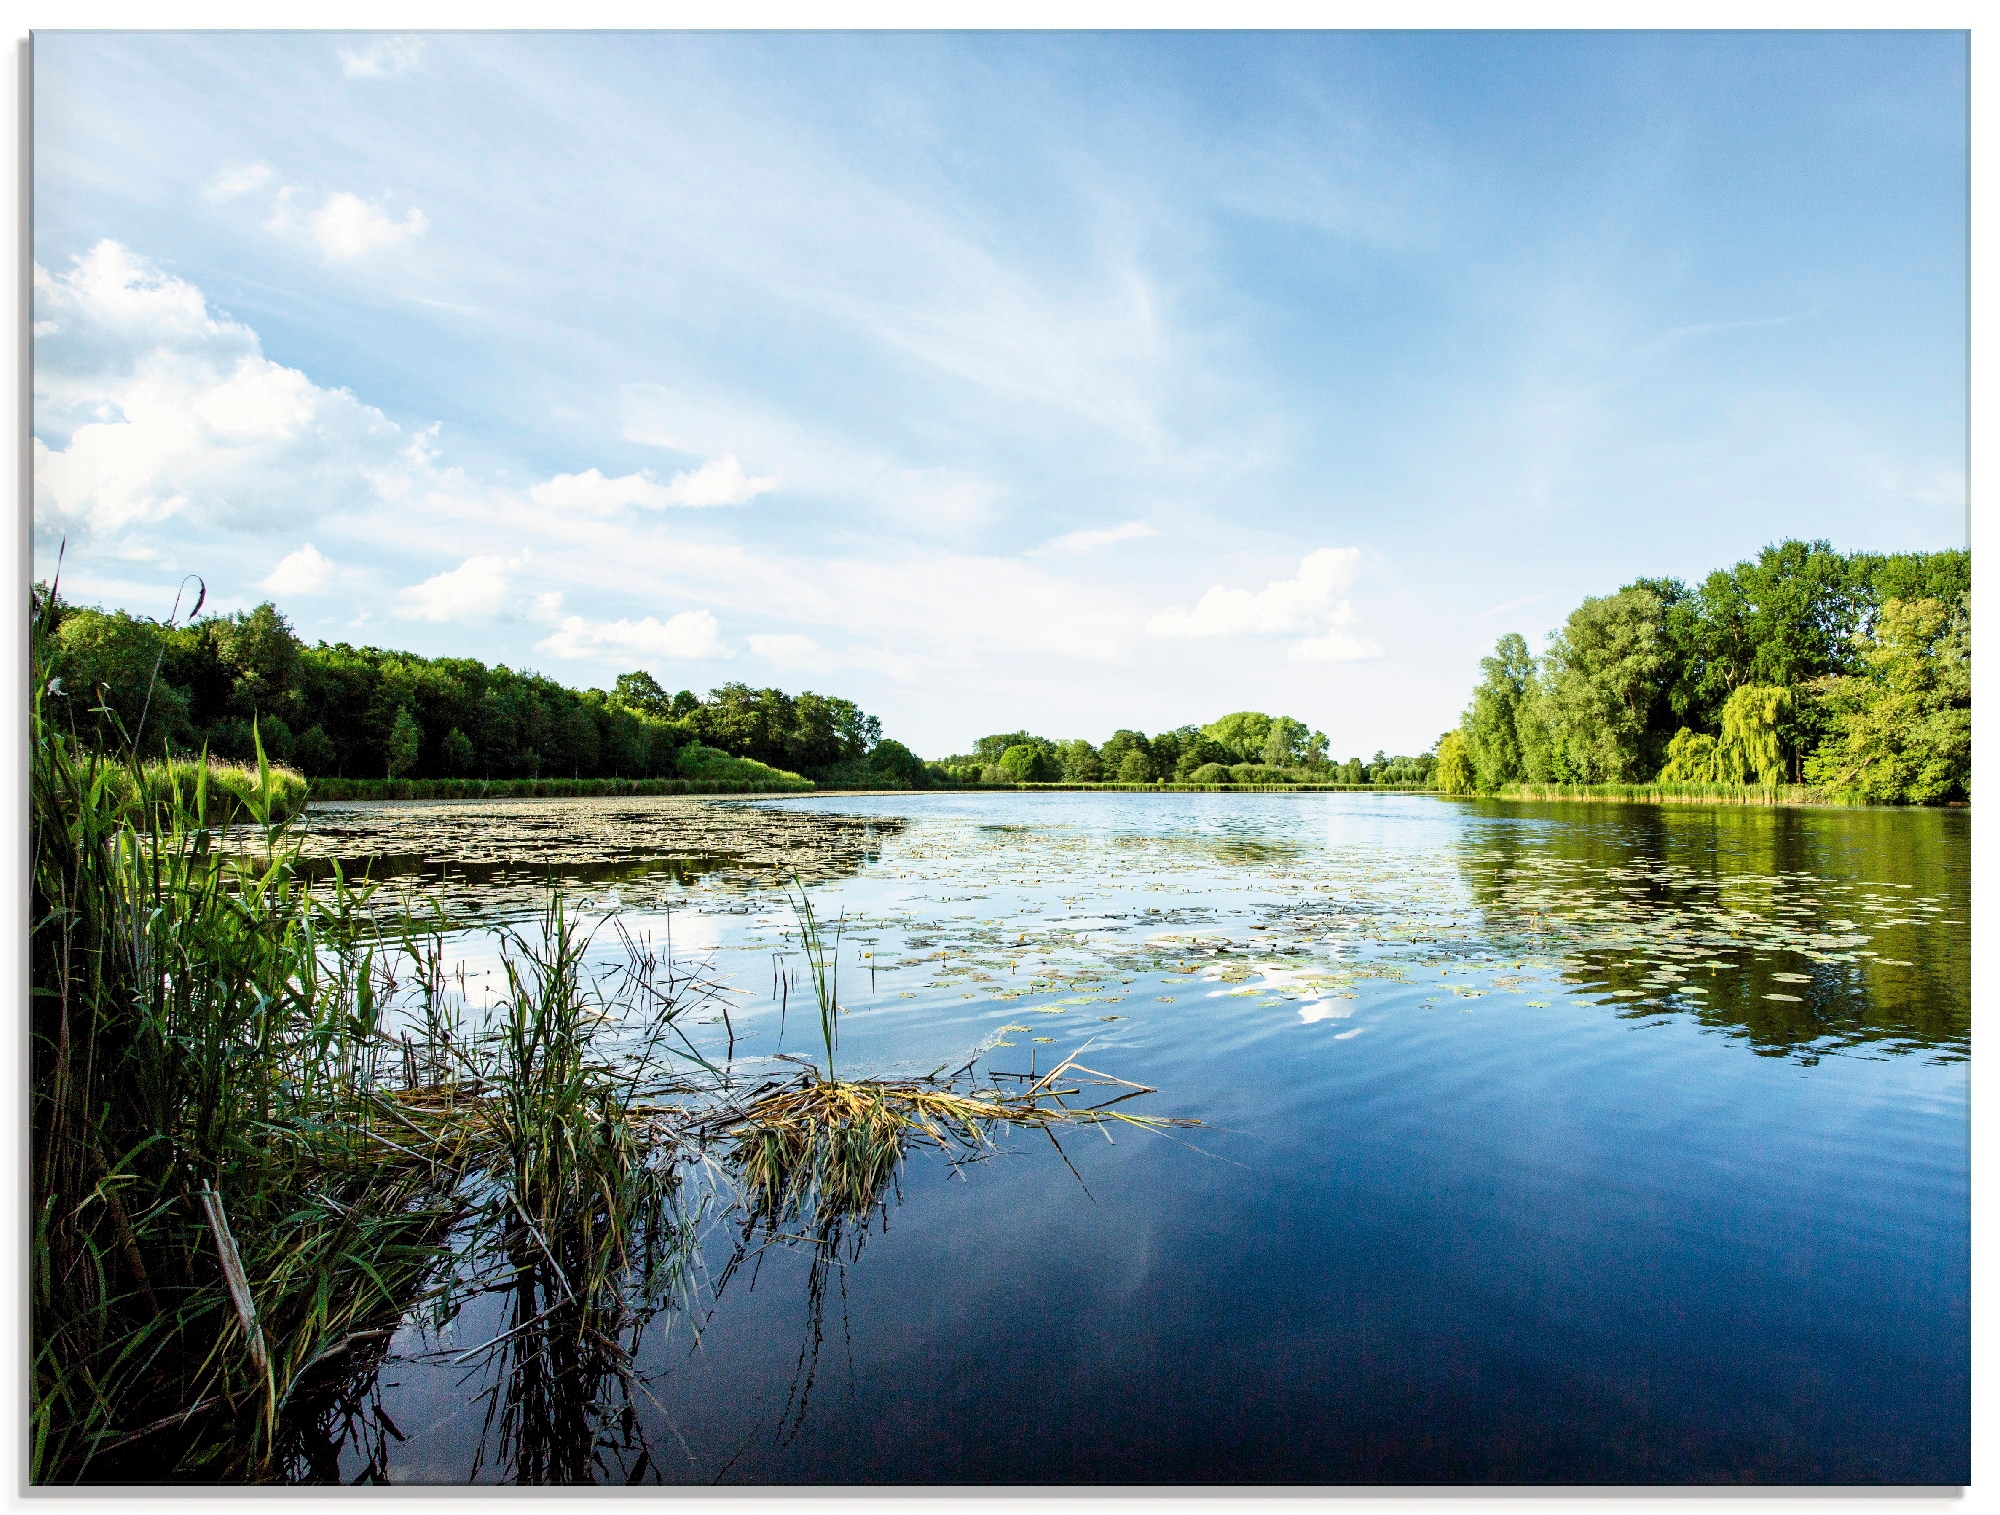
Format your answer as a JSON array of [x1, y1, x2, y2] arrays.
[[34, 588, 932, 789], [939, 714, 1436, 788], [1434, 540, 1970, 804]]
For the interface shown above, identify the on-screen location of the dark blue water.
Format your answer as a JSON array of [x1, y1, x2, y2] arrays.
[[348, 793, 1968, 1485]]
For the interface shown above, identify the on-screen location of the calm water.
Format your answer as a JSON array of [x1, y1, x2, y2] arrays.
[[304, 792, 1969, 1486]]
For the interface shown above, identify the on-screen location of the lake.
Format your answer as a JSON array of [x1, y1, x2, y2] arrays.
[[289, 791, 1969, 1486]]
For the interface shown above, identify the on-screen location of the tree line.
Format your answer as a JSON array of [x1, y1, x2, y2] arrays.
[[938, 712, 1436, 787], [1433, 540, 1970, 804], [34, 589, 933, 789]]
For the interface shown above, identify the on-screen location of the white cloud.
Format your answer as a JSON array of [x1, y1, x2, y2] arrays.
[[528, 456, 777, 514], [205, 163, 273, 201], [1148, 547, 1363, 637], [1288, 626, 1383, 662], [337, 37, 425, 79], [32, 241, 412, 545], [262, 543, 336, 597], [622, 384, 999, 532], [539, 610, 726, 662], [302, 192, 430, 261], [1031, 521, 1157, 556], [397, 555, 515, 622]]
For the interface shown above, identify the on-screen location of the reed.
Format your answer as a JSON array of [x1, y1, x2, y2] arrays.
[[31, 694, 455, 1480], [307, 774, 814, 802], [1489, 781, 1865, 807]]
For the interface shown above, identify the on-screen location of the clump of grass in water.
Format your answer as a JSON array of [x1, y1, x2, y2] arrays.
[[725, 883, 1195, 1232]]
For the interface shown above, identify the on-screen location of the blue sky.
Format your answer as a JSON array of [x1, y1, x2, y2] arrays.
[[32, 29, 1968, 757]]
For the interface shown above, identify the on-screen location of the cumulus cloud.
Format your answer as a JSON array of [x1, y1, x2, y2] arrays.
[[1148, 547, 1362, 637], [539, 610, 726, 661], [1148, 547, 1380, 660], [1031, 521, 1157, 556], [262, 543, 336, 597], [292, 192, 430, 261], [338, 37, 425, 79], [398, 555, 516, 622], [529, 456, 777, 514], [205, 163, 274, 201], [32, 241, 411, 545]]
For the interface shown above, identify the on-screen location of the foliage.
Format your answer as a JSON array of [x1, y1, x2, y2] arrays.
[[38, 590, 909, 786], [674, 743, 813, 789], [1541, 587, 1669, 782], [1803, 597, 1970, 804], [1715, 685, 1791, 786], [1201, 711, 1274, 763], [1187, 762, 1233, 784], [1463, 632, 1536, 789], [1446, 542, 1969, 805], [995, 743, 1060, 783], [1434, 730, 1474, 795], [1114, 748, 1157, 783]]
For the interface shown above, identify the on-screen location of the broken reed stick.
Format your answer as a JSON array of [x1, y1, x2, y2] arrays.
[[199, 1182, 269, 1374]]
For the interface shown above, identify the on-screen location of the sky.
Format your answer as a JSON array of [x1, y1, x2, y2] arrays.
[[31, 29, 1968, 758]]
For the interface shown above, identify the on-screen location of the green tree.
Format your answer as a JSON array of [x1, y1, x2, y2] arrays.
[[1261, 716, 1309, 768], [292, 724, 337, 775], [1115, 748, 1156, 783], [1201, 711, 1274, 763], [1054, 739, 1102, 782], [1434, 730, 1474, 794], [1656, 728, 1721, 784], [1542, 587, 1669, 782], [996, 743, 1057, 782], [1714, 684, 1791, 786], [613, 670, 674, 719], [866, 738, 930, 788], [385, 706, 422, 778], [1463, 632, 1536, 789], [1804, 597, 1970, 803], [439, 726, 476, 776]]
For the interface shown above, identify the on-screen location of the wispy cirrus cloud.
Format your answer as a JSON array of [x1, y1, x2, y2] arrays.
[[205, 163, 273, 201], [337, 37, 425, 79], [1030, 521, 1157, 556]]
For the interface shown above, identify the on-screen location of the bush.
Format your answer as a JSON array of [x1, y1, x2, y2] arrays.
[[675, 743, 813, 789], [1188, 763, 1233, 784], [1228, 763, 1292, 784]]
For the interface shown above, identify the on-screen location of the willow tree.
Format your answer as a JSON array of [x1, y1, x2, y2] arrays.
[[1434, 730, 1474, 795]]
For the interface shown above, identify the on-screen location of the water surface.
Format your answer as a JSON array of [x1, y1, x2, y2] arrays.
[[299, 792, 1969, 1485]]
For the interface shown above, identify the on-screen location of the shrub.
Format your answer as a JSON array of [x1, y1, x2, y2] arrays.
[[676, 743, 813, 789], [1188, 763, 1233, 784]]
